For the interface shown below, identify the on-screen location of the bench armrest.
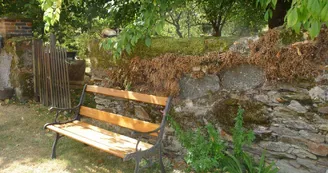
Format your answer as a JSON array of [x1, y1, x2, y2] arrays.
[[46, 105, 81, 127], [46, 84, 88, 126]]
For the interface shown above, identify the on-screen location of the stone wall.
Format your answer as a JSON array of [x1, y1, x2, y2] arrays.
[[92, 62, 328, 173], [172, 64, 328, 173]]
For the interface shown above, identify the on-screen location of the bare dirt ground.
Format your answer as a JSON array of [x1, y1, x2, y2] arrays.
[[0, 103, 168, 173]]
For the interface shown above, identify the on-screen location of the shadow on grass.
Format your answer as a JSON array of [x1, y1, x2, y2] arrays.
[[0, 104, 168, 173]]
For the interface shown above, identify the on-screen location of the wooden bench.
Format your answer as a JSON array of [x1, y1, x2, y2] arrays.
[[44, 85, 172, 173]]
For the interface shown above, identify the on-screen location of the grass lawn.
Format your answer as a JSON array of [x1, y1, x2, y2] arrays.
[[0, 103, 174, 173]]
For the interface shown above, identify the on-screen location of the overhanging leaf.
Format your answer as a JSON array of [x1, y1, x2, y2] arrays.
[[309, 20, 321, 39], [287, 8, 298, 27], [320, 3, 328, 21]]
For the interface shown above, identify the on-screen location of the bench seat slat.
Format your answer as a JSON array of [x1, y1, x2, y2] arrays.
[[86, 85, 168, 106], [80, 106, 160, 136], [46, 121, 153, 158]]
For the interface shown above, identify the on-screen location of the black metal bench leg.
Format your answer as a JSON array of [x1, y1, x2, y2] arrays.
[[51, 133, 60, 159], [134, 157, 141, 173], [159, 145, 166, 173]]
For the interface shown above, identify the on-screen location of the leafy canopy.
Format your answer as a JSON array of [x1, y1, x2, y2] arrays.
[[257, 0, 328, 38]]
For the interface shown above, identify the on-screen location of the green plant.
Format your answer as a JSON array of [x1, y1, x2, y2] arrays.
[[169, 106, 279, 173], [232, 106, 255, 157], [222, 151, 279, 173]]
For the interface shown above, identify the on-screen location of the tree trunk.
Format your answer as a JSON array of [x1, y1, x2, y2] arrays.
[[176, 25, 183, 38], [211, 23, 222, 37], [268, 0, 291, 29]]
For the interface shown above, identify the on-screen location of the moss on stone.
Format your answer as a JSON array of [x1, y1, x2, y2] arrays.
[[212, 98, 269, 133], [16, 72, 34, 100]]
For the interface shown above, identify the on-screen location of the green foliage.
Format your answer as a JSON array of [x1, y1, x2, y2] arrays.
[[222, 152, 279, 173], [232, 107, 255, 157], [169, 106, 278, 173], [257, 0, 328, 38], [38, 0, 264, 59], [81, 36, 234, 65], [168, 116, 225, 172]]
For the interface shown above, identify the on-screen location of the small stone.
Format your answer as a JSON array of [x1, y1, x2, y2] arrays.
[[192, 66, 201, 72], [270, 125, 299, 136], [291, 148, 317, 159], [266, 150, 296, 159], [259, 141, 291, 152], [288, 160, 301, 168], [273, 106, 298, 117], [276, 160, 309, 173], [134, 106, 151, 121], [299, 130, 325, 143], [319, 125, 328, 132], [288, 100, 307, 113], [283, 119, 317, 132], [282, 93, 311, 103], [318, 106, 328, 114], [4, 99, 9, 104], [276, 97, 287, 103], [296, 158, 320, 172], [254, 126, 272, 135], [229, 36, 259, 54], [315, 74, 328, 83], [254, 94, 269, 103], [309, 86, 328, 102]]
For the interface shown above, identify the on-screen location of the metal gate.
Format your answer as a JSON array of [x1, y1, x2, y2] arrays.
[[33, 34, 71, 108]]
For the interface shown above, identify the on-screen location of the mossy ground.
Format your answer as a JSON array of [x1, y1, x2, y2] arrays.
[[88, 36, 236, 69]]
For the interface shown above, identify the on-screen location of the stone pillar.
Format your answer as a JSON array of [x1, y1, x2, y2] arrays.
[[0, 17, 33, 101]]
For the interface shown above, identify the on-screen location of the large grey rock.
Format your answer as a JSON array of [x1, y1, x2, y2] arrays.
[[220, 64, 265, 91], [179, 74, 220, 99]]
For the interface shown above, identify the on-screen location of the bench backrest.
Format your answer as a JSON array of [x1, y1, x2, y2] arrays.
[[79, 85, 171, 137]]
